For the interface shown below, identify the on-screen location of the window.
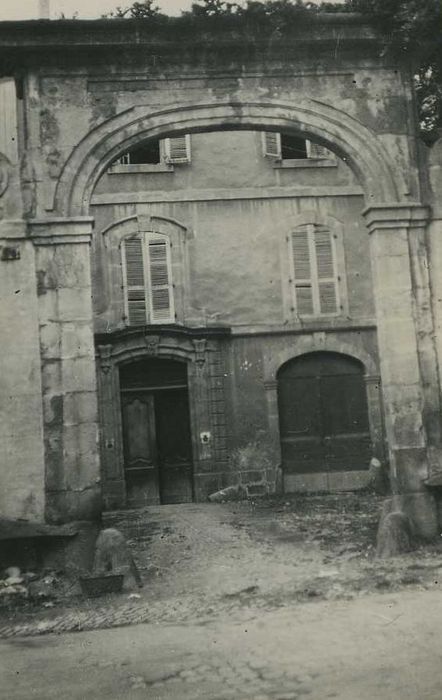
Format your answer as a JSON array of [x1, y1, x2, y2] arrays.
[[113, 135, 191, 167], [263, 132, 333, 161], [121, 232, 175, 325], [116, 140, 161, 165], [289, 223, 340, 317]]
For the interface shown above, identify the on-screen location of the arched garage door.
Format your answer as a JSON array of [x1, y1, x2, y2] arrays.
[[277, 352, 371, 491]]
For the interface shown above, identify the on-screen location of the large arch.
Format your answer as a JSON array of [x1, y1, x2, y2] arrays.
[[263, 334, 379, 383], [53, 99, 402, 216]]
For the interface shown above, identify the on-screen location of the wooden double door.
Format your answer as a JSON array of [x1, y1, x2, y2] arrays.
[[120, 359, 193, 506], [277, 352, 371, 478]]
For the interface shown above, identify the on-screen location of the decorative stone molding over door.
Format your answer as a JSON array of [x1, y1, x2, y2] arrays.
[[96, 327, 229, 508]]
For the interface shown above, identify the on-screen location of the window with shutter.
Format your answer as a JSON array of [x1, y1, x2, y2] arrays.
[[121, 233, 174, 325], [263, 132, 282, 159], [306, 141, 334, 159], [290, 224, 339, 317], [291, 225, 314, 315], [164, 135, 191, 164], [113, 140, 161, 166], [122, 235, 148, 325], [314, 226, 338, 314], [147, 238, 174, 322], [263, 132, 335, 162]]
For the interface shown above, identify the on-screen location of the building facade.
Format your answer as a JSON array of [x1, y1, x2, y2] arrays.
[[0, 16, 441, 537]]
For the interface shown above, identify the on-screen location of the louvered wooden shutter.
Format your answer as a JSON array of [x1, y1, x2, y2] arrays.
[[291, 226, 314, 315], [122, 235, 147, 325], [0, 79, 18, 164], [164, 135, 191, 164], [263, 132, 282, 159], [290, 224, 339, 317], [307, 141, 333, 159], [147, 237, 174, 322], [314, 226, 338, 314]]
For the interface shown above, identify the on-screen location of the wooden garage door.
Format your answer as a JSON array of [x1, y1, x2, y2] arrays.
[[277, 352, 371, 475]]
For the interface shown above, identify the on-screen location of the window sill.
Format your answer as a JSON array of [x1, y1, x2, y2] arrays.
[[273, 159, 337, 169], [108, 163, 174, 174]]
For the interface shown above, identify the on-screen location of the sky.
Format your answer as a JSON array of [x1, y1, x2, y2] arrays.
[[0, 0, 340, 21], [0, 0, 192, 20]]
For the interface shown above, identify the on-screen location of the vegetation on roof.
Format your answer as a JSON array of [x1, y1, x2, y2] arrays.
[[105, 0, 441, 143]]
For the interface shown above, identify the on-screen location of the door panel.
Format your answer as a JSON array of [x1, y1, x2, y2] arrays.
[[120, 358, 194, 506], [278, 376, 325, 474], [155, 390, 193, 504], [321, 373, 371, 472], [278, 352, 372, 478], [121, 394, 160, 506]]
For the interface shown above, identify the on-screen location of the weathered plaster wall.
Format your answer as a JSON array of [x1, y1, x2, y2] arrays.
[[90, 150, 374, 334], [0, 235, 46, 520], [93, 130, 356, 195], [221, 329, 382, 486], [0, 79, 46, 521], [14, 32, 419, 218]]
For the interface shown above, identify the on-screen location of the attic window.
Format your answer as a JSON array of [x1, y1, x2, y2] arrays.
[[112, 136, 191, 169], [263, 132, 334, 163], [281, 134, 308, 159], [115, 140, 161, 166]]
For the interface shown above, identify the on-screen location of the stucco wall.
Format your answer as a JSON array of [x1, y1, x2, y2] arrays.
[[90, 131, 374, 334]]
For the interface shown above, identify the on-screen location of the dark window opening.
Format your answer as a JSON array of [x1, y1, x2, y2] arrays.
[[116, 140, 161, 165], [281, 134, 308, 159]]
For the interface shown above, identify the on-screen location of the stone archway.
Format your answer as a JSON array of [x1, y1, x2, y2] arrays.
[[52, 99, 402, 217], [33, 98, 440, 536]]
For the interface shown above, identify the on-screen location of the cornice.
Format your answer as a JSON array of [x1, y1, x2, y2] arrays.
[[363, 203, 431, 234]]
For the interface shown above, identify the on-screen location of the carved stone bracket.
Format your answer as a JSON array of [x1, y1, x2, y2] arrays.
[[144, 334, 160, 355], [193, 338, 207, 367], [97, 344, 113, 374]]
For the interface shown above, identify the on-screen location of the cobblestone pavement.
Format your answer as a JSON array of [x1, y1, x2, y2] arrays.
[[3, 589, 442, 700], [1, 495, 442, 639]]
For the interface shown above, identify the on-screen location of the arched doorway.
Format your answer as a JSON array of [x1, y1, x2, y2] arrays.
[[277, 352, 371, 491], [119, 358, 194, 506]]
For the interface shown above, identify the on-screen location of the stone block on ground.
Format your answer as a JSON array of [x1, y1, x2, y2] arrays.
[[208, 484, 247, 503], [367, 458, 390, 495], [376, 504, 412, 558]]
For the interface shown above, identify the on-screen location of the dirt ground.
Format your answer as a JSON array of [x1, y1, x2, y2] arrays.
[[2, 493, 442, 637]]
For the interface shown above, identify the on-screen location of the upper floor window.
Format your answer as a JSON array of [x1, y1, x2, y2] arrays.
[[113, 135, 191, 167], [121, 232, 175, 325], [289, 223, 341, 317], [263, 132, 334, 162]]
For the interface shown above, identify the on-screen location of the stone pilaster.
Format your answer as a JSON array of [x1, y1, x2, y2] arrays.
[[364, 204, 439, 538], [30, 217, 101, 523], [96, 344, 126, 510]]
